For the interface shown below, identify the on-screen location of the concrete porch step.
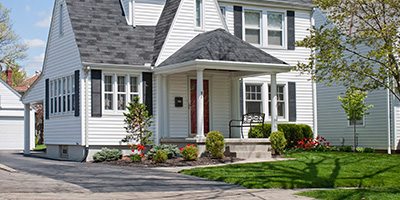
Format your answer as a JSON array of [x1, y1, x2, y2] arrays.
[[234, 151, 272, 159], [227, 144, 270, 152]]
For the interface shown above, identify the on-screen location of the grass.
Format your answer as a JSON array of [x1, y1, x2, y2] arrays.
[[34, 144, 46, 151], [180, 152, 400, 189], [297, 187, 400, 200]]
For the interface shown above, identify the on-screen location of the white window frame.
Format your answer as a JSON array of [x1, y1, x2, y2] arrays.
[[245, 84, 263, 113], [268, 84, 287, 119], [266, 12, 285, 48], [194, 0, 204, 29], [102, 73, 142, 114], [243, 10, 262, 45], [59, 2, 63, 35], [220, 6, 226, 20], [50, 74, 75, 117]]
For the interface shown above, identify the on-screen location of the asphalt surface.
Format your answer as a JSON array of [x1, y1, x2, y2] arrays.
[[0, 151, 315, 200]]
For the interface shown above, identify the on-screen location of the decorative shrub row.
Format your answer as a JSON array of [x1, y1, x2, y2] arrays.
[[93, 148, 123, 162], [249, 123, 313, 149]]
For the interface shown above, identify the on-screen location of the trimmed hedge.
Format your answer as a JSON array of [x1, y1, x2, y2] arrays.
[[249, 123, 313, 149]]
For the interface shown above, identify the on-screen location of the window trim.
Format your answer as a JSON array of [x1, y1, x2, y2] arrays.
[[245, 84, 263, 113], [266, 12, 285, 47], [59, 2, 63, 36], [194, 0, 204, 29], [243, 9, 262, 46], [49, 75, 75, 117], [268, 84, 287, 119]]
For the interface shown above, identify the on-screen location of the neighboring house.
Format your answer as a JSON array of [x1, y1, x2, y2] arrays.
[[0, 77, 35, 150], [14, 72, 41, 96], [22, 0, 316, 160], [314, 9, 400, 153]]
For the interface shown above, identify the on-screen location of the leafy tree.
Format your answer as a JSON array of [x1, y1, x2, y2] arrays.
[[0, 63, 28, 87], [0, 3, 27, 72], [338, 89, 373, 150], [121, 97, 154, 147], [297, 0, 400, 100]]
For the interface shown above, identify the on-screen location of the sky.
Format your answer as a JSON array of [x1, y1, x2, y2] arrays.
[[0, 0, 54, 77]]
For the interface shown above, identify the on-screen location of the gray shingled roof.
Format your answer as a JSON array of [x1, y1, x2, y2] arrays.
[[65, 0, 156, 66], [153, 0, 181, 65], [159, 29, 287, 67]]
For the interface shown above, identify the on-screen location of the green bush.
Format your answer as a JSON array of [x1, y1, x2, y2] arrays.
[[153, 150, 168, 163], [270, 131, 286, 154], [93, 148, 122, 162], [356, 147, 365, 153], [249, 123, 313, 149], [146, 144, 180, 159], [182, 145, 198, 161], [364, 147, 375, 153], [339, 145, 353, 152], [206, 131, 225, 159]]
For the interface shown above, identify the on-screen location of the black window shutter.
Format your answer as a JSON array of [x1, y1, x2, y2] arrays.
[[45, 79, 49, 120], [287, 11, 295, 50], [142, 72, 153, 116], [288, 82, 296, 122], [74, 70, 80, 117], [234, 6, 243, 39], [91, 70, 102, 117]]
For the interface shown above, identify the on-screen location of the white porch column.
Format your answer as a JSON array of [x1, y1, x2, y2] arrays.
[[162, 75, 169, 138], [271, 73, 278, 133], [155, 74, 162, 144], [230, 76, 240, 138], [196, 69, 205, 138], [24, 103, 31, 155]]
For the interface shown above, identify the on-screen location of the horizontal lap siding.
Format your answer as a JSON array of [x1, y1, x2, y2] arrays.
[[43, 0, 82, 145], [211, 73, 231, 137], [135, 0, 165, 26], [0, 117, 24, 150], [395, 107, 400, 150], [168, 74, 188, 137], [0, 83, 23, 108]]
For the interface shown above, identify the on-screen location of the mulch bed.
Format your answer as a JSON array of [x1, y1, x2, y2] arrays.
[[98, 156, 243, 168]]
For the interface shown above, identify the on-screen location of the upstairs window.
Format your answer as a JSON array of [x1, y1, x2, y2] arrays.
[[195, 0, 203, 28], [244, 11, 261, 45], [267, 13, 284, 46], [59, 3, 63, 35], [220, 6, 226, 19]]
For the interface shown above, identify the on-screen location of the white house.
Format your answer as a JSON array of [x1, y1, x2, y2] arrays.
[[0, 77, 35, 150], [22, 0, 316, 161]]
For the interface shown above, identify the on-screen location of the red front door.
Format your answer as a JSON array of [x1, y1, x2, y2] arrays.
[[190, 79, 209, 135]]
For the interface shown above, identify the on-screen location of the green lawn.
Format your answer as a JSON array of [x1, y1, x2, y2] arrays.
[[34, 144, 46, 151], [180, 152, 400, 189], [297, 187, 400, 200]]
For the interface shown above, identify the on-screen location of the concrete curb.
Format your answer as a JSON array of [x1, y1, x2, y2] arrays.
[[0, 163, 18, 173]]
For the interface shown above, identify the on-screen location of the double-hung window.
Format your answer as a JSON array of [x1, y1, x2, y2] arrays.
[[49, 75, 75, 116], [104, 75, 114, 111], [267, 12, 284, 46], [130, 76, 139, 101], [244, 11, 261, 45], [268, 85, 285, 117], [245, 84, 263, 113], [117, 76, 126, 111], [104, 74, 141, 112]]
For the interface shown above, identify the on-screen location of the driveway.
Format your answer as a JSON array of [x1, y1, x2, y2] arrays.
[[0, 151, 315, 199]]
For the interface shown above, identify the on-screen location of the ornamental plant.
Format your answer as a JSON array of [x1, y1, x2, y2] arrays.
[[146, 144, 180, 159], [93, 148, 122, 162], [205, 131, 225, 159], [270, 131, 286, 154], [181, 144, 198, 161], [130, 144, 146, 162], [297, 136, 330, 151], [121, 96, 154, 147], [153, 150, 168, 163]]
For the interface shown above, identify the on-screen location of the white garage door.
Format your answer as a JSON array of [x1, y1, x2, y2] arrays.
[[0, 117, 24, 150]]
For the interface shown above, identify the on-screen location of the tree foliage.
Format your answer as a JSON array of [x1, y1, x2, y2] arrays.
[[0, 64, 28, 87], [121, 97, 154, 146], [297, 0, 400, 100], [0, 3, 27, 72]]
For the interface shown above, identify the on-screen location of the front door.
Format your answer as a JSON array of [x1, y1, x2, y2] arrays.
[[190, 79, 209, 135]]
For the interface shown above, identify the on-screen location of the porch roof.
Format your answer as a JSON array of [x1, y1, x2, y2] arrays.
[[156, 29, 291, 75]]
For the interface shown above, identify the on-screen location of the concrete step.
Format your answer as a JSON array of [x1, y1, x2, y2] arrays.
[[234, 151, 272, 159], [227, 144, 270, 152]]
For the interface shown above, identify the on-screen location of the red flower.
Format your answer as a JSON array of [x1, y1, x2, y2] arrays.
[[137, 148, 141, 151], [187, 144, 191, 147], [192, 144, 195, 147], [131, 149, 134, 152], [327, 142, 330, 146], [179, 148, 183, 151], [140, 153, 144, 158]]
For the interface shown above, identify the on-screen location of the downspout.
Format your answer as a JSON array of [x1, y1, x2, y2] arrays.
[[387, 87, 392, 154], [80, 66, 90, 162], [311, 8, 318, 138]]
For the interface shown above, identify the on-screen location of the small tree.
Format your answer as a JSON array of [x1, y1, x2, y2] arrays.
[[338, 89, 373, 151], [121, 97, 154, 147]]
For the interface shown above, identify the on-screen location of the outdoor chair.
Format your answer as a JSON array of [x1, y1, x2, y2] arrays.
[[229, 112, 265, 138]]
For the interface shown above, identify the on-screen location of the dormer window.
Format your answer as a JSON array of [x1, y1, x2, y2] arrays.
[[195, 0, 203, 28], [59, 3, 63, 35]]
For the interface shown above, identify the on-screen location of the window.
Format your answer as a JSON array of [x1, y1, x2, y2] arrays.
[[103, 74, 140, 112], [220, 6, 226, 19], [267, 13, 283, 46], [59, 3, 63, 35], [195, 0, 203, 28], [244, 11, 261, 45], [49, 75, 75, 116], [245, 84, 262, 113], [268, 85, 285, 117]]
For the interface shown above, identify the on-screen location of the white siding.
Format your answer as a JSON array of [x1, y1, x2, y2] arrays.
[[395, 107, 400, 150], [156, 0, 226, 65], [168, 74, 189, 137], [135, 0, 165, 26], [211, 73, 231, 137], [41, 0, 83, 145], [22, 76, 44, 104], [0, 81, 23, 109]]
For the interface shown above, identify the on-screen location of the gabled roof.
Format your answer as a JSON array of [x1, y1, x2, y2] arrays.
[[0, 78, 21, 98], [159, 29, 287, 67], [153, 0, 182, 66], [14, 74, 41, 93], [65, 0, 156, 66]]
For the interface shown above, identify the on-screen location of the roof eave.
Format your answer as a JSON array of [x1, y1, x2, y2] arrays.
[[153, 59, 292, 75], [82, 62, 152, 72]]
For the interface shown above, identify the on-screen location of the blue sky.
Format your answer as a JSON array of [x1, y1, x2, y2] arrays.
[[1, 0, 54, 77]]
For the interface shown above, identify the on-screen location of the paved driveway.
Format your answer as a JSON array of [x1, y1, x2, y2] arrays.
[[0, 151, 315, 199]]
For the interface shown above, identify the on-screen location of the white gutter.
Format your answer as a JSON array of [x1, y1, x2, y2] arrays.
[[387, 87, 392, 154], [311, 8, 318, 138], [81, 62, 152, 72]]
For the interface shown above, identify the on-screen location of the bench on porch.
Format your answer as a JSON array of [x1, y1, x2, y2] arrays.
[[229, 113, 265, 138]]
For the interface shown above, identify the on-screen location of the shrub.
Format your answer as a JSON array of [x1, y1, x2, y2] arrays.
[[270, 131, 286, 154], [153, 150, 168, 163], [129, 144, 146, 162], [93, 148, 122, 162], [205, 131, 225, 159], [181, 145, 198, 161], [249, 123, 313, 149], [147, 144, 180, 159], [364, 147, 375, 153], [356, 147, 365, 153], [339, 145, 353, 152]]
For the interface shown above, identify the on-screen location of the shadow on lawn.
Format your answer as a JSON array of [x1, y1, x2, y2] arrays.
[[184, 153, 400, 189]]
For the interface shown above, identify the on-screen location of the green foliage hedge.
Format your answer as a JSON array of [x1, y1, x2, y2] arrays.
[[93, 148, 122, 162], [146, 144, 180, 159], [153, 150, 168, 163], [270, 131, 286, 154], [249, 123, 313, 149], [206, 131, 225, 159], [182, 145, 198, 161]]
